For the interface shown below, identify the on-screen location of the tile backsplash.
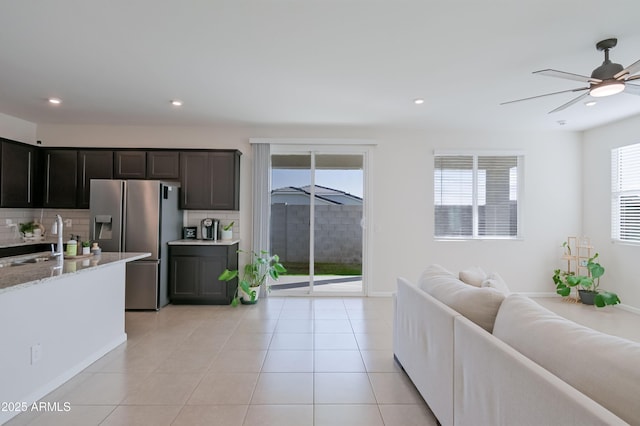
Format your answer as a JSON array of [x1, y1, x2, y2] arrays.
[[0, 208, 240, 244], [183, 210, 240, 240], [0, 208, 90, 243]]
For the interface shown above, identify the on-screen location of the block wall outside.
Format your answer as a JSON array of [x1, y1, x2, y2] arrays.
[[271, 204, 362, 264]]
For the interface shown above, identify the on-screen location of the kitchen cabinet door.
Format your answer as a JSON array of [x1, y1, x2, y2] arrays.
[[169, 243, 238, 304], [209, 151, 240, 210], [43, 149, 78, 208], [179, 150, 240, 210], [114, 150, 146, 179], [199, 255, 228, 298], [77, 150, 113, 208], [0, 139, 36, 207], [147, 151, 179, 179], [170, 255, 199, 297]]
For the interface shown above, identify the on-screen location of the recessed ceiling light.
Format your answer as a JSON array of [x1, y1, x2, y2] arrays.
[[171, 100, 183, 107], [413, 98, 425, 105], [48, 98, 61, 105], [584, 100, 597, 107]]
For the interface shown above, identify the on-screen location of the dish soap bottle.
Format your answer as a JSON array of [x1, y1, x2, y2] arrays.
[[65, 235, 77, 257]]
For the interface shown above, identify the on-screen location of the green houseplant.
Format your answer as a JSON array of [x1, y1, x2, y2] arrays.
[[220, 221, 234, 240], [218, 250, 286, 306], [553, 253, 620, 307], [19, 221, 36, 237]]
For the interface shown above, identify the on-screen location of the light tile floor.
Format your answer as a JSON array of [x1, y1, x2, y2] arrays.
[[7, 297, 438, 426]]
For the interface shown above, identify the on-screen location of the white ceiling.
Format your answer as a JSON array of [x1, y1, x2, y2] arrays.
[[1, 1, 640, 132]]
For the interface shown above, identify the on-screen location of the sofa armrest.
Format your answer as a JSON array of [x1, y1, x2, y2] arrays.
[[453, 315, 627, 426], [395, 277, 460, 426]]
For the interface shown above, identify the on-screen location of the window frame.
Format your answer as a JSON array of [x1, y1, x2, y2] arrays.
[[433, 150, 524, 241], [611, 143, 640, 245]]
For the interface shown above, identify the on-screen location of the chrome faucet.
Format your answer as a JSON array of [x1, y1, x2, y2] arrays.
[[51, 214, 64, 262]]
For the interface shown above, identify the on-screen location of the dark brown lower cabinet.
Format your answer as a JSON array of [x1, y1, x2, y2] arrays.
[[169, 243, 238, 304]]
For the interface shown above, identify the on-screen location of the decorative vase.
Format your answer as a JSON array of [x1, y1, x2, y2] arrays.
[[578, 289, 596, 305]]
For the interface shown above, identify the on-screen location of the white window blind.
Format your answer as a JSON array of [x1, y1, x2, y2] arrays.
[[434, 154, 521, 239], [611, 143, 640, 243]]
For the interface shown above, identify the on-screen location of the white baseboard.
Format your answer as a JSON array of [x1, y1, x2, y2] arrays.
[[618, 303, 640, 315], [0, 334, 127, 425], [368, 291, 394, 297]]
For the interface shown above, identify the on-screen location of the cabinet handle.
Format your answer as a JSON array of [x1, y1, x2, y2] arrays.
[[27, 152, 32, 203], [46, 154, 51, 204]]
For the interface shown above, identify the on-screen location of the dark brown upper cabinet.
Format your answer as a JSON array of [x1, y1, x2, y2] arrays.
[[179, 150, 240, 210], [114, 150, 146, 179], [77, 150, 114, 209], [42, 149, 78, 208], [147, 151, 179, 180], [0, 139, 36, 208]]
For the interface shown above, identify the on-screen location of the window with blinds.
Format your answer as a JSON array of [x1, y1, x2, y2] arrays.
[[434, 153, 521, 239], [611, 143, 640, 243]]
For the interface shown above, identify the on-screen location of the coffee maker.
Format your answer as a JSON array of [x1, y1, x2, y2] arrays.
[[201, 218, 219, 240]]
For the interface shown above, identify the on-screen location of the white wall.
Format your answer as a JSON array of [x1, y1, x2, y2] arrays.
[[36, 124, 583, 296], [583, 115, 640, 309], [0, 113, 37, 144], [369, 127, 582, 295]]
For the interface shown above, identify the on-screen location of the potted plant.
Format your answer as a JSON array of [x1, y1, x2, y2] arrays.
[[221, 221, 234, 240], [218, 249, 286, 306], [81, 241, 91, 255], [553, 253, 620, 307], [19, 221, 36, 238]]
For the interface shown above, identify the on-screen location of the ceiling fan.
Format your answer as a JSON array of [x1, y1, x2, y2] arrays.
[[502, 38, 640, 113]]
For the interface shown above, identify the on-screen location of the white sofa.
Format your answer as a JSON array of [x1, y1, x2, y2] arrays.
[[393, 265, 640, 426]]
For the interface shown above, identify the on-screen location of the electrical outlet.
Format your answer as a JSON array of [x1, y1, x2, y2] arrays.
[[64, 219, 72, 227], [5, 219, 12, 225], [31, 344, 42, 365]]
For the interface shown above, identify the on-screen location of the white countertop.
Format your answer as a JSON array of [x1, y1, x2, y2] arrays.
[[0, 252, 150, 294], [168, 239, 240, 246]]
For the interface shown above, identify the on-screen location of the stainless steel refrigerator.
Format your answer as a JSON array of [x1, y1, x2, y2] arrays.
[[89, 179, 182, 310]]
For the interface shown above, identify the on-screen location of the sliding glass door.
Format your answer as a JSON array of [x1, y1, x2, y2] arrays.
[[270, 149, 365, 296]]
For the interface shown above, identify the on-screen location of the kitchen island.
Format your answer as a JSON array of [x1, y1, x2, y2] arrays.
[[0, 252, 149, 424]]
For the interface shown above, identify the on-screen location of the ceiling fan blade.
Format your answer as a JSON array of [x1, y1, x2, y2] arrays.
[[614, 59, 640, 80], [500, 87, 589, 106], [534, 69, 601, 84], [548, 92, 590, 114], [624, 84, 640, 96], [626, 75, 640, 82]]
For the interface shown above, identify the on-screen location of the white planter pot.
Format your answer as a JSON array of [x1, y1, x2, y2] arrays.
[[221, 229, 233, 240], [240, 286, 260, 304]]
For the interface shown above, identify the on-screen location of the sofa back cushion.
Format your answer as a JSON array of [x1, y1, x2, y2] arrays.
[[419, 265, 505, 333], [493, 294, 640, 425]]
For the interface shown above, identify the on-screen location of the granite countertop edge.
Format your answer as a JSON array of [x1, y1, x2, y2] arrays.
[[0, 252, 150, 295]]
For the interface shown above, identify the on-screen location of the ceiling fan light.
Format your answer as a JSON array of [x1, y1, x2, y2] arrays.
[[590, 81, 625, 97]]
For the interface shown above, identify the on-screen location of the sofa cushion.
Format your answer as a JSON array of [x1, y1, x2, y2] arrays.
[[481, 272, 510, 294], [493, 294, 640, 425], [459, 266, 487, 287], [419, 265, 505, 333]]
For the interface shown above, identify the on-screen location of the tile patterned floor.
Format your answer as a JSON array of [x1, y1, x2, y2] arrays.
[[6, 297, 438, 426]]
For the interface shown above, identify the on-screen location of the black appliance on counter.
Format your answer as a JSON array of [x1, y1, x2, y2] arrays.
[[201, 218, 220, 240]]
